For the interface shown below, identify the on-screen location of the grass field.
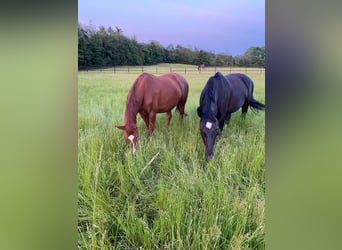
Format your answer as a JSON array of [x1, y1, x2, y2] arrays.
[[78, 65, 265, 249]]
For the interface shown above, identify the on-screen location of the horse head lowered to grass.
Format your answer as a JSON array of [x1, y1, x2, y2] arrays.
[[116, 72, 189, 152], [197, 72, 265, 160]]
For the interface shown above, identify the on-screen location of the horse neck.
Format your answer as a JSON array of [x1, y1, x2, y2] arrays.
[[200, 95, 218, 120], [124, 88, 140, 126], [124, 108, 137, 127], [201, 82, 218, 120], [203, 103, 217, 121]]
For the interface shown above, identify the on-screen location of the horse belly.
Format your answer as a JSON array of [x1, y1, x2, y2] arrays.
[[228, 104, 243, 114], [155, 97, 179, 112], [154, 89, 180, 112], [228, 95, 246, 113]]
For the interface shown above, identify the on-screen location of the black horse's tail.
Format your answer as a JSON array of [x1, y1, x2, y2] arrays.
[[235, 73, 265, 112], [249, 98, 265, 111]]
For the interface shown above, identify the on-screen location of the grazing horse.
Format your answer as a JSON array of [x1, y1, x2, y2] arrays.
[[197, 72, 265, 160], [198, 64, 205, 72], [116, 72, 189, 152]]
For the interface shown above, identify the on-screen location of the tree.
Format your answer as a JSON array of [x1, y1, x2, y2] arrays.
[[165, 44, 176, 63], [175, 45, 194, 64], [78, 24, 89, 66], [193, 49, 210, 65], [234, 55, 246, 67], [215, 53, 231, 66], [244, 46, 265, 67], [78, 23, 265, 67]]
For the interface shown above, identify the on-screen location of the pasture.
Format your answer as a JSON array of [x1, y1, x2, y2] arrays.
[[78, 65, 265, 249]]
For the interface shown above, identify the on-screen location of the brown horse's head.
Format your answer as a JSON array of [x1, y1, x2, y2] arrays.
[[115, 124, 139, 153]]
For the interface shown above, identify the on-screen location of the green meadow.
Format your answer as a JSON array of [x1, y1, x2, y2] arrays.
[[78, 65, 265, 249]]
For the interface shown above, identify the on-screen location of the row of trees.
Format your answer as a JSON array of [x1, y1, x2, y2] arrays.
[[78, 24, 265, 68]]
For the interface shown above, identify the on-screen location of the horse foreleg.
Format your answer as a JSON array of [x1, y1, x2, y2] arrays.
[[219, 117, 226, 132], [148, 112, 156, 135], [139, 113, 149, 128], [223, 113, 231, 129], [166, 111, 172, 127]]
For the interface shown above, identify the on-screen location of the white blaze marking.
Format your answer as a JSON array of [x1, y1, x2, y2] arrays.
[[128, 135, 134, 141], [205, 122, 212, 129], [128, 135, 136, 153]]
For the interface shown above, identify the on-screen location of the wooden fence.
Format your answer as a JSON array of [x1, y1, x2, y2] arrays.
[[78, 65, 265, 75]]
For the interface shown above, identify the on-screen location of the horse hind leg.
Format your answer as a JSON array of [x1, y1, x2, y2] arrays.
[[176, 94, 188, 118], [166, 111, 172, 127], [241, 102, 249, 119], [176, 103, 187, 118]]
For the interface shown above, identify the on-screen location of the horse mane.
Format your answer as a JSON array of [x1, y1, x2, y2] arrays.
[[124, 74, 146, 124], [203, 81, 215, 103], [126, 82, 139, 107], [205, 72, 225, 103], [199, 72, 224, 120]]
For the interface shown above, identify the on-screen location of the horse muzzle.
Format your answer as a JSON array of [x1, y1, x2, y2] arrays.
[[128, 135, 137, 153], [206, 153, 214, 160], [205, 147, 214, 160]]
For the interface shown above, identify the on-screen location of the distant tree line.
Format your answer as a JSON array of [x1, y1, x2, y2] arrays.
[[78, 23, 265, 68]]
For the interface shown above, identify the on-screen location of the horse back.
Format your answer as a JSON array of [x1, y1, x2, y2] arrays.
[[225, 73, 250, 93], [136, 73, 187, 112], [199, 72, 250, 116], [170, 73, 189, 100], [221, 74, 250, 112]]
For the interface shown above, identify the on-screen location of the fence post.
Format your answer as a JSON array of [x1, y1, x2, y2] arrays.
[[142, 66, 144, 72], [156, 66, 158, 73], [114, 66, 116, 74], [170, 67, 172, 72], [185, 67, 186, 74]]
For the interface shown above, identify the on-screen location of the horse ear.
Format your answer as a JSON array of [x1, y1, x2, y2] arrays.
[[115, 125, 125, 130], [197, 107, 202, 117]]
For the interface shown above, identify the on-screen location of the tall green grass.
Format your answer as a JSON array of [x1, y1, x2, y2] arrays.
[[78, 66, 265, 249]]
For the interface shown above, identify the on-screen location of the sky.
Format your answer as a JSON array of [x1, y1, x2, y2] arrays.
[[78, 0, 264, 56]]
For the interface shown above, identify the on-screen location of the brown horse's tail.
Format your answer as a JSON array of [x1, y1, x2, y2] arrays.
[[175, 75, 189, 116]]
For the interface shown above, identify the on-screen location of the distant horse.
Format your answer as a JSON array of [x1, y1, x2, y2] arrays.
[[198, 64, 205, 72], [116, 72, 189, 152], [197, 72, 265, 160]]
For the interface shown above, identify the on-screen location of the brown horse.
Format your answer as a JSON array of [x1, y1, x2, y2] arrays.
[[198, 64, 205, 72], [116, 72, 189, 152]]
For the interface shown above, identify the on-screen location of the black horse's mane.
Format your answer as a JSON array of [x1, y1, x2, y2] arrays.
[[199, 72, 224, 120]]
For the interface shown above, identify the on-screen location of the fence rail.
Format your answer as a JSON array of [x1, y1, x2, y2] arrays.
[[78, 65, 265, 74]]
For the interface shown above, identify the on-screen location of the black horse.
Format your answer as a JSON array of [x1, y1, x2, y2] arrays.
[[197, 72, 265, 160]]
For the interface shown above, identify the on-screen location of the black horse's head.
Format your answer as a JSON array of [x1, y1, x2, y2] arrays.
[[197, 107, 220, 160]]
